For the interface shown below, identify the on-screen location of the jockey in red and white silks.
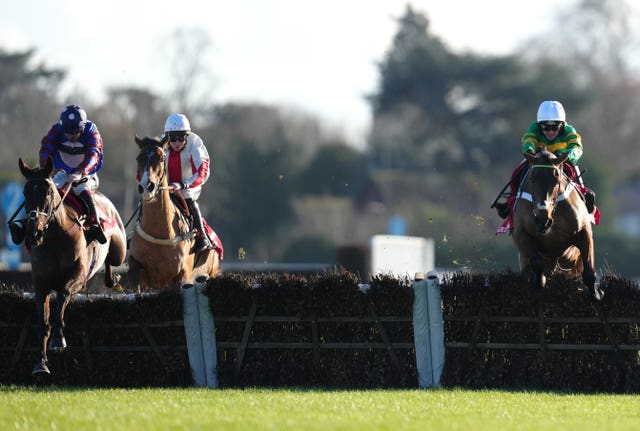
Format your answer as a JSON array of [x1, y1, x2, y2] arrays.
[[166, 132, 210, 200], [163, 113, 213, 254]]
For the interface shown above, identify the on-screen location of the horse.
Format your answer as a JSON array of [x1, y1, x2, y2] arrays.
[[511, 149, 603, 302], [18, 157, 127, 375], [128, 135, 221, 291]]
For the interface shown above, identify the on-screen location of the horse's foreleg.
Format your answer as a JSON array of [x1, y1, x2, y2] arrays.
[[103, 262, 121, 289], [32, 290, 52, 375], [128, 257, 142, 292], [516, 234, 546, 289], [49, 288, 77, 353]]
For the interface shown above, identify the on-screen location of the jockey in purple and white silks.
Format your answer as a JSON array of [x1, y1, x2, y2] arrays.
[[10, 104, 107, 245]]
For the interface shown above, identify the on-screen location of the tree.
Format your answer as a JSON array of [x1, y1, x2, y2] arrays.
[[0, 48, 65, 177], [294, 142, 368, 198], [367, 6, 587, 173], [161, 27, 216, 118]]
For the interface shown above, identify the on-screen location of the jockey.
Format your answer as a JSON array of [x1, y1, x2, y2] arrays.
[[163, 113, 213, 255], [9, 104, 107, 245], [494, 100, 596, 220]]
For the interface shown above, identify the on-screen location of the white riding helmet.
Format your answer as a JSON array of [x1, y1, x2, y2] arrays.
[[537, 101, 566, 123], [164, 113, 191, 133]]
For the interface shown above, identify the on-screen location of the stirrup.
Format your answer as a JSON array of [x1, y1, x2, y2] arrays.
[[194, 235, 213, 254], [585, 192, 595, 214]]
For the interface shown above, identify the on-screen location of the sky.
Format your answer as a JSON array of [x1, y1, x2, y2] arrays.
[[1, 0, 575, 146]]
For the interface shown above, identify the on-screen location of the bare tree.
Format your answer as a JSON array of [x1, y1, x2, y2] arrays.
[[162, 27, 217, 118]]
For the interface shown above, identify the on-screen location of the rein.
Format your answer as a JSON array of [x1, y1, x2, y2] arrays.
[[26, 178, 83, 237]]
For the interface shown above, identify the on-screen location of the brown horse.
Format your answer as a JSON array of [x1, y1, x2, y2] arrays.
[[128, 135, 221, 291], [19, 158, 127, 375], [512, 149, 602, 301]]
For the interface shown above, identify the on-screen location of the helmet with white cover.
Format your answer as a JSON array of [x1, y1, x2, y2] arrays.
[[164, 113, 191, 133], [537, 101, 566, 123]]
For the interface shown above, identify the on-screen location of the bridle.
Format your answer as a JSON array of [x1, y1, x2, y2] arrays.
[[137, 145, 170, 200], [517, 162, 574, 232]]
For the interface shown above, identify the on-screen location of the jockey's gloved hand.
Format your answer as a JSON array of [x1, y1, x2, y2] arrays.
[[66, 171, 82, 186], [170, 182, 187, 190]]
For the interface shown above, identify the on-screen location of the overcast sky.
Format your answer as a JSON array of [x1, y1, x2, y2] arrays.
[[1, 0, 575, 145]]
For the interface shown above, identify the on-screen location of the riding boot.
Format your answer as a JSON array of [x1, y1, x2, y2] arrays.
[[9, 220, 25, 244], [79, 191, 107, 244], [585, 190, 596, 214], [186, 198, 212, 254], [494, 202, 510, 219]]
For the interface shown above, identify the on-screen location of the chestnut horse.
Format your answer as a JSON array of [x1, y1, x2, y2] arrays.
[[128, 135, 220, 291], [19, 158, 127, 375], [512, 150, 602, 301]]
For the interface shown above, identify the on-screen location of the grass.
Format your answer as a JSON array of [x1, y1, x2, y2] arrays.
[[1, 386, 639, 431]]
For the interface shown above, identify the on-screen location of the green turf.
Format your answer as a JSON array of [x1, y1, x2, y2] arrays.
[[1, 386, 639, 431]]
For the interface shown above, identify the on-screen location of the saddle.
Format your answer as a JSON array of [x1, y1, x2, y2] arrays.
[[168, 191, 224, 259], [59, 190, 116, 236]]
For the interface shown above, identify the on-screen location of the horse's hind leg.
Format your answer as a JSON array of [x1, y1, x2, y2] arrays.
[[576, 230, 602, 302]]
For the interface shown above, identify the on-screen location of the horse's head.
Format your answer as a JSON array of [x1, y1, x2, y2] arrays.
[[19, 157, 58, 247], [135, 134, 169, 202], [523, 150, 569, 234]]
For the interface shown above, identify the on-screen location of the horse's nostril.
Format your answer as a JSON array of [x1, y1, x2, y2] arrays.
[[147, 183, 155, 193]]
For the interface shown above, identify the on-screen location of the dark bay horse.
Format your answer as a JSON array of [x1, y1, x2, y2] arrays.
[[19, 158, 127, 375], [128, 135, 221, 291], [512, 150, 602, 301]]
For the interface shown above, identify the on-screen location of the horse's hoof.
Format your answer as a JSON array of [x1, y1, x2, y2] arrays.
[[32, 362, 51, 376], [106, 273, 122, 289], [48, 337, 67, 352], [591, 287, 605, 302]]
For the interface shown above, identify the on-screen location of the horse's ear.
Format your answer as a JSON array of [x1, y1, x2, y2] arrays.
[[18, 158, 30, 178], [160, 134, 169, 146], [524, 152, 537, 164], [554, 152, 569, 166], [135, 134, 144, 148], [43, 157, 54, 177]]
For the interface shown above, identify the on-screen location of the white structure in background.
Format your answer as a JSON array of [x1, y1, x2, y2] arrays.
[[1, 181, 24, 270], [370, 235, 434, 277]]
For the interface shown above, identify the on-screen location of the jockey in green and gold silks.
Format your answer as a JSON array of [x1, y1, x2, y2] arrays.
[[493, 100, 598, 234], [521, 122, 583, 165]]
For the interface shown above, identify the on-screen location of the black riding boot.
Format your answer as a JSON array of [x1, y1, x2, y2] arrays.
[[494, 201, 510, 219], [79, 191, 107, 244], [585, 190, 596, 214], [186, 198, 212, 254], [9, 220, 25, 244]]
